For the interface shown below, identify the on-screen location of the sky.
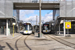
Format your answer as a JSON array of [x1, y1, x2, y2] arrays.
[[13, 10, 53, 25]]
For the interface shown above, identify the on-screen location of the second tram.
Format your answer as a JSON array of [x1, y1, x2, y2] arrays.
[[42, 23, 51, 33]]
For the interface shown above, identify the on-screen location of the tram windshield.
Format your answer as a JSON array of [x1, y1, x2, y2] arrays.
[[43, 24, 49, 30], [24, 24, 32, 30], [24, 25, 28, 30]]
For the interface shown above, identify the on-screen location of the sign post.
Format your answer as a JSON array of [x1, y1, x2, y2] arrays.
[[12, 23, 16, 37], [65, 22, 71, 36]]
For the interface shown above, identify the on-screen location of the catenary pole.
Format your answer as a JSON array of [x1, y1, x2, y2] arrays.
[[39, 0, 42, 37]]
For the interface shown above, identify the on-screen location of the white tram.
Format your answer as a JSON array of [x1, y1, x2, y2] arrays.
[[23, 22, 32, 34]]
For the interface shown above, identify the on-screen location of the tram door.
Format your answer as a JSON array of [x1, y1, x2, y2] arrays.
[[0, 26, 5, 35]]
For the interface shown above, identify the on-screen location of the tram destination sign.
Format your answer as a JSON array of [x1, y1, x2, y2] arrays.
[[65, 22, 71, 29]]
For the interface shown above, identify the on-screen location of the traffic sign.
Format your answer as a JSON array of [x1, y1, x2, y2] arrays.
[[65, 22, 71, 29]]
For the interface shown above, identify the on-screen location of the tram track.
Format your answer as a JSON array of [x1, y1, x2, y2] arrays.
[[24, 35, 32, 50], [15, 35, 31, 50], [15, 35, 23, 50], [45, 34, 75, 49]]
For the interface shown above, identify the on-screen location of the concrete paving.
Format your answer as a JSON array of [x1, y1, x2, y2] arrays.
[[55, 34, 75, 44], [0, 33, 22, 40], [34, 33, 46, 39], [0, 33, 75, 50], [26, 34, 75, 50]]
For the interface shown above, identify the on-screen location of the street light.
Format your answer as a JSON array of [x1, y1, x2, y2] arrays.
[[12, 23, 16, 37], [39, 0, 42, 37]]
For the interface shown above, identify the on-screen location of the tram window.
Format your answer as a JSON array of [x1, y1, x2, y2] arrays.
[[24, 25, 28, 30], [45, 26, 48, 30], [43, 25, 49, 30]]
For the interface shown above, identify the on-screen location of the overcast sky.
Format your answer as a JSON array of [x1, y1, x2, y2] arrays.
[[13, 10, 53, 25]]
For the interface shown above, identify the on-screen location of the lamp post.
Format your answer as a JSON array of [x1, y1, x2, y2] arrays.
[[39, 0, 42, 37], [12, 23, 16, 37]]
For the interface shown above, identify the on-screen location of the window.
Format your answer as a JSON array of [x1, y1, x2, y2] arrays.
[[43, 24, 49, 30]]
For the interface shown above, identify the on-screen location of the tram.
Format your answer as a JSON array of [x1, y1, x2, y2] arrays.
[[42, 23, 51, 33], [23, 22, 32, 34]]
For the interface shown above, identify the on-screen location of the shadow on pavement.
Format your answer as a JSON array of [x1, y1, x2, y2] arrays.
[[0, 45, 5, 50], [6, 42, 14, 50]]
